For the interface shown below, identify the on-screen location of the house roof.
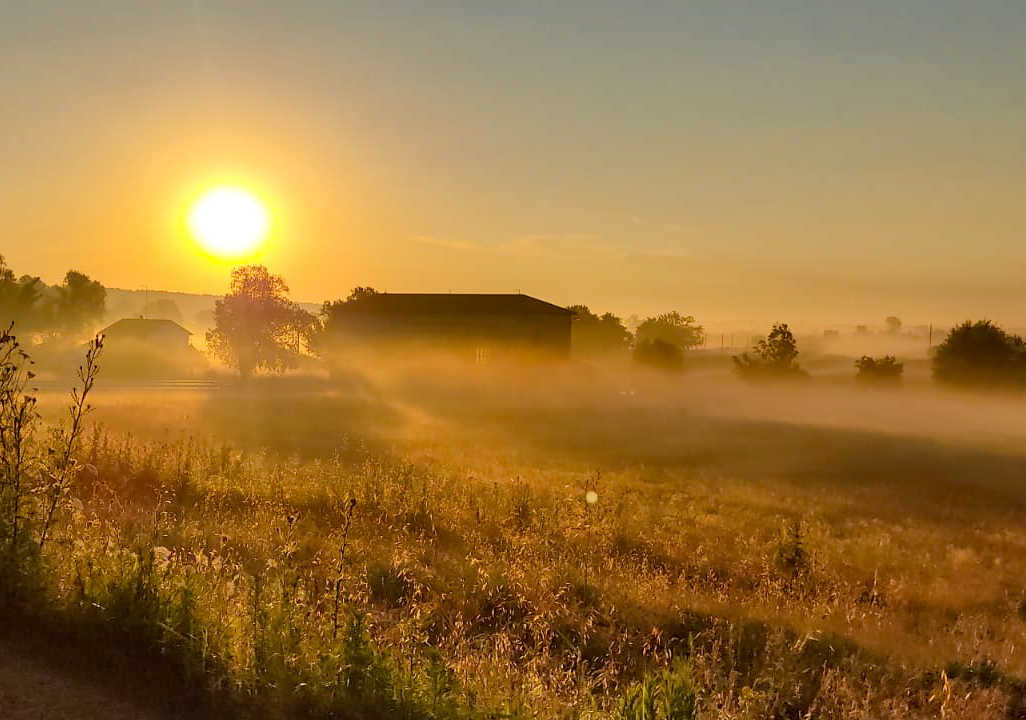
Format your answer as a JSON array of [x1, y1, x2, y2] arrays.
[[341, 293, 572, 316], [101, 318, 193, 337]]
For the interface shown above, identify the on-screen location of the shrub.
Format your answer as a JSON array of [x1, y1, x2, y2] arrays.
[[613, 661, 698, 720], [733, 323, 806, 379], [854, 355, 903, 384], [933, 320, 1026, 388], [569, 305, 632, 354], [367, 561, 412, 607], [635, 313, 705, 351], [775, 520, 809, 577], [634, 339, 685, 372]]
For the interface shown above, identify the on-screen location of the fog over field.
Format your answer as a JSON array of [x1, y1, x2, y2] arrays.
[[12, 276, 1026, 719], [5, 0, 1026, 717]]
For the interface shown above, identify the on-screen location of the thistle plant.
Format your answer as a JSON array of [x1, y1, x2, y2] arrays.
[[333, 496, 357, 639], [0, 324, 39, 554], [38, 333, 103, 552]]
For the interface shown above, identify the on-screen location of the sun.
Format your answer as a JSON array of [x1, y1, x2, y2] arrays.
[[188, 187, 270, 258]]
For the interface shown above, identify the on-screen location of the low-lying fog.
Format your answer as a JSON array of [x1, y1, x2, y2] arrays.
[[342, 350, 1026, 455], [40, 348, 1019, 459]]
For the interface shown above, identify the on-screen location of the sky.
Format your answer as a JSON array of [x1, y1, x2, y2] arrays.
[[2, 0, 1025, 328]]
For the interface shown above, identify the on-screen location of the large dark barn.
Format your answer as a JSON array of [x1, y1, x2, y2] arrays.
[[326, 293, 572, 359]]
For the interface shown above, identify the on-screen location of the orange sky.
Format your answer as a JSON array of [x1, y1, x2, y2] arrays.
[[3, 1, 1025, 329]]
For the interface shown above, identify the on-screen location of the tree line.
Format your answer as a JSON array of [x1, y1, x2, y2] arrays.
[[0, 255, 106, 336], [204, 266, 1026, 390], [203, 267, 715, 377], [6, 261, 1025, 391]]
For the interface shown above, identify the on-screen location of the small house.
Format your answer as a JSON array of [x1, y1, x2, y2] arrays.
[[101, 318, 193, 349], [99, 318, 204, 378]]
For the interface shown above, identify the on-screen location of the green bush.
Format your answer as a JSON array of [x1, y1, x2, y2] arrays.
[[933, 320, 1026, 388], [633, 339, 685, 372], [855, 355, 903, 384], [733, 324, 806, 380], [613, 662, 698, 720]]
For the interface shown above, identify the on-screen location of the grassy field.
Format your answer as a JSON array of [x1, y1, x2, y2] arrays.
[[5, 349, 1026, 718]]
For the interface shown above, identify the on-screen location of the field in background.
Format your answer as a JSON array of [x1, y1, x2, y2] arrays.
[[20, 352, 1026, 717]]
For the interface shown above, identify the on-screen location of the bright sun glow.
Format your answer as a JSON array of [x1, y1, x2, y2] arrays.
[[188, 187, 270, 258]]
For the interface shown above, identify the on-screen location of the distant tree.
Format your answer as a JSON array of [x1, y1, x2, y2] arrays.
[[885, 316, 902, 333], [932, 320, 1026, 388], [569, 305, 631, 354], [635, 312, 704, 351], [205, 266, 317, 378], [633, 338, 684, 372], [733, 323, 806, 379], [139, 297, 183, 322], [312, 287, 382, 357], [855, 355, 903, 384], [855, 325, 869, 336], [0, 256, 47, 331], [346, 286, 379, 303], [56, 270, 106, 334], [140, 298, 183, 323]]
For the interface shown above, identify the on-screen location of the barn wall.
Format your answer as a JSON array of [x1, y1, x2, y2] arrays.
[[336, 310, 571, 356]]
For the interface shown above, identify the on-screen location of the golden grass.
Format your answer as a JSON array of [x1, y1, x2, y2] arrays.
[[9, 358, 1026, 718]]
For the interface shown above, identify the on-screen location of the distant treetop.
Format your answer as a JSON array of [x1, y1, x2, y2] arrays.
[[569, 304, 631, 354], [635, 312, 704, 351], [205, 265, 317, 378], [855, 355, 903, 384], [733, 323, 806, 379], [933, 320, 1026, 388], [346, 286, 380, 303]]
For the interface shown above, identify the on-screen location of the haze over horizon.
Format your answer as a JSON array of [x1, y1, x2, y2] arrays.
[[3, 1, 1025, 326]]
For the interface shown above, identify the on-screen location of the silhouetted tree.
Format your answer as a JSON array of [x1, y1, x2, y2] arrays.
[[313, 287, 383, 357], [933, 320, 1026, 388], [140, 298, 183, 323], [633, 338, 684, 371], [346, 286, 379, 303], [733, 323, 805, 379], [0, 256, 47, 331], [569, 305, 631, 354], [206, 266, 316, 378], [885, 316, 902, 333], [855, 355, 903, 384], [635, 312, 704, 350], [56, 270, 106, 334], [319, 287, 381, 326]]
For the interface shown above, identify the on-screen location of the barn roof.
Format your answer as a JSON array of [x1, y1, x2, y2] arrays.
[[343, 293, 572, 316], [101, 318, 193, 336]]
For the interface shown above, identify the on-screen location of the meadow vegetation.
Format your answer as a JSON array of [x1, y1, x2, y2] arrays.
[[5, 326, 1026, 719]]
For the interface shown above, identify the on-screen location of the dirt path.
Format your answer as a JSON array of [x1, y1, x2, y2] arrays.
[[0, 642, 158, 720]]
